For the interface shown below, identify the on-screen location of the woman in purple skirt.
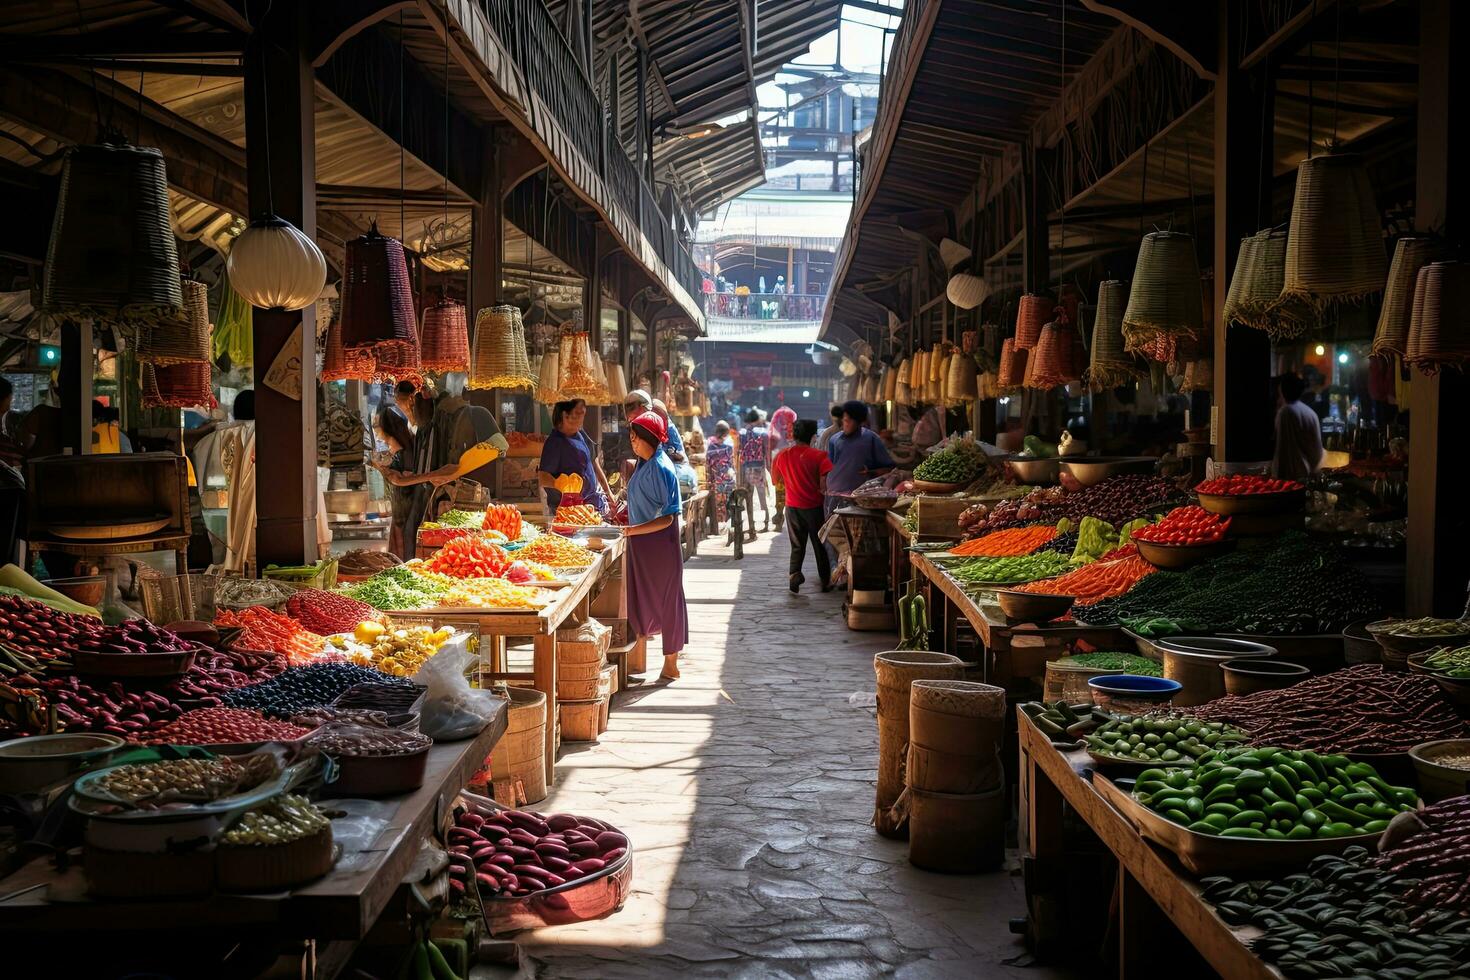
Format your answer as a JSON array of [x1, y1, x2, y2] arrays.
[[624, 411, 690, 680]]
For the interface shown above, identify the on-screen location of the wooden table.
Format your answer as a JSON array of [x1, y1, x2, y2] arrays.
[[403, 541, 623, 785], [682, 490, 710, 559], [908, 550, 1127, 688], [1018, 710, 1277, 978], [27, 532, 190, 578], [0, 707, 508, 974]]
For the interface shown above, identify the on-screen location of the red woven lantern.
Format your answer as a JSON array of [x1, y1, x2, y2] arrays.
[[142, 361, 214, 409], [419, 297, 470, 374], [1014, 294, 1052, 351], [339, 223, 419, 373], [320, 316, 375, 382], [997, 338, 1028, 389]]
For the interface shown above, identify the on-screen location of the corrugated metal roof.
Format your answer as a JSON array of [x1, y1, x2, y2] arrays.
[[653, 118, 765, 214]]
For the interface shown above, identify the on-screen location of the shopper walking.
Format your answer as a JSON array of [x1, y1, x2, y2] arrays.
[[772, 419, 832, 593], [769, 404, 796, 531], [1271, 372, 1323, 482], [624, 411, 689, 681], [738, 408, 772, 531], [705, 420, 737, 524]]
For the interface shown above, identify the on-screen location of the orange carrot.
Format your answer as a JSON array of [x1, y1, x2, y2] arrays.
[[952, 524, 1057, 556]]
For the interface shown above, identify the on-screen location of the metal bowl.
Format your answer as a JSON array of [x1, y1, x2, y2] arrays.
[[0, 733, 127, 794], [1005, 456, 1060, 484], [1058, 456, 1158, 487], [1196, 487, 1306, 516], [995, 589, 1074, 622], [1134, 537, 1235, 570]]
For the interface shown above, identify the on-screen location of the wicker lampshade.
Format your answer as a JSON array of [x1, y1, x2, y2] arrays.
[[138, 278, 211, 366], [1086, 280, 1140, 389], [946, 272, 989, 310], [419, 297, 470, 374], [558, 332, 602, 400], [997, 338, 1028, 390], [1122, 230, 1204, 354], [1281, 153, 1388, 314], [939, 238, 972, 270], [946, 350, 978, 402], [42, 141, 182, 335], [468, 305, 536, 390], [340, 225, 420, 371], [1026, 319, 1082, 388], [1373, 237, 1443, 358], [1223, 229, 1288, 331], [320, 315, 376, 382], [1014, 294, 1052, 350], [605, 361, 628, 402], [1405, 261, 1470, 375]]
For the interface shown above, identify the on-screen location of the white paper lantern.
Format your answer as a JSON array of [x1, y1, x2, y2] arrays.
[[226, 216, 327, 311], [946, 272, 989, 310]]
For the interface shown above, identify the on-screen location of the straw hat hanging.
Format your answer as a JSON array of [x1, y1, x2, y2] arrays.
[[419, 297, 470, 374], [1086, 280, 1141, 389], [1121, 230, 1204, 355], [339, 224, 420, 371], [1279, 153, 1388, 317], [42, 141, 182, 336], [469, 305, 536, 390], [1373, 237, 1443, 358], [137, 278, 211, 366], [1406, 261, 1470, 375], [996, 338, 1028, 391], [1014, 294, 1051, 350]]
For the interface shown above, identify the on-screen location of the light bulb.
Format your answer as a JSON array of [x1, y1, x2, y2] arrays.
[[1338, 352, 1349, 364], [1314, 344, 1326, 356], [802, 389, 810, 398]]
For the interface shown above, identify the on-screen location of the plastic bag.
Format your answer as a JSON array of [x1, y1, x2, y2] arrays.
[[417, 643, 503, 741]]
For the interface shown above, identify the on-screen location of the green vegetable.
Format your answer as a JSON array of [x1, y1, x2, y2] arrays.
[[0, 563, 102, 617], [1022, 435, 1057, 459], [951, 550, 1074, 585], [915, 447, 980, 484], [1052, 652, 1162, 675], [1085, 713, 1246, 764]]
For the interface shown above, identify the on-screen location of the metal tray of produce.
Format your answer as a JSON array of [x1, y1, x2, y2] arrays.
[[1093, 772, 1386, 875]]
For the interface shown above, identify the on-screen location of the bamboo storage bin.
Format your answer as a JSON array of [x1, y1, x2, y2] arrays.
[[560, 698, 605, 742], [873, 651, 966, 838], [557, 618, 611, 663], [907, 785, 1006, 873], [487, 687, 548, 803], [557, 658, 605, 700], [906, 680, 1005, 795]]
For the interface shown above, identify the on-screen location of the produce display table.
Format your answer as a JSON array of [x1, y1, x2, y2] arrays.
[[908, 550, 1126, 689], [0, 708, 508, 975], [886, 509, 911, 594], [400, 542, 622, 785], [1017, 709, 1276, 978]]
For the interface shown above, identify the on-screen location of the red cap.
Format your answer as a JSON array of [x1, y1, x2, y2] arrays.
[[629, 410, 668, 444]]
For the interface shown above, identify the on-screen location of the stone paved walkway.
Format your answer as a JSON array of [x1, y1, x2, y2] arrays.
[[507, 528, 1072, 979]]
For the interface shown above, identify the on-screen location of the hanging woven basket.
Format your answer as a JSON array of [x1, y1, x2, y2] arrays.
[[1373, 237, 1443, 358], [1178, 357, 1214, 393], [1122, 230, 1204, 356], [143, 361, 214, 410], [42, 141, 182, 335], [946, 349, 979, 402], [321, 315, 376, 383], [1406, 260, 1470, 375], [340, 224, 420, 375], [137, 279, 211, 366], [997, 338, 1028, 391], [1280, 153, 1388, 316], [1014, 294, 1052, 351], [469, 305, 536, 390], [535, 350, 562, 404], [1026, 319, 1082, 389], [1223, 228, 1306, 337], [1086, 280, 1141, 390], [419, 297, 470, 374], [557, 332, 604, 401]]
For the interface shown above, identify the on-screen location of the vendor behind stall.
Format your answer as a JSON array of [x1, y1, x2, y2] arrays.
[[539, 398, 610, 515], [825, 400, 894, 514]]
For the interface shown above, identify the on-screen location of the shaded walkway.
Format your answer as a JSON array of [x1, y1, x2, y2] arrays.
[[513, 529, 1066, 978]]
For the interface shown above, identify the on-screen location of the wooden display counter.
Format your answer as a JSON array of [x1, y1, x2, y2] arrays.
[[1018, 709, 1277, 978], [907, 550, 1126, 689], [0, 706, 508, 976]]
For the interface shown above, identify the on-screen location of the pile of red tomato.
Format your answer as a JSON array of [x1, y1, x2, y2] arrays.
[[1131, 505, 1231, 545], [1195, 474, 1303, 495]]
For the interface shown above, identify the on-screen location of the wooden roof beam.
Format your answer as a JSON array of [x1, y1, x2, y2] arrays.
[[1080, 0, 1217, 78]]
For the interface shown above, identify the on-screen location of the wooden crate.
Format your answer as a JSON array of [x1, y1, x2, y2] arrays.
[[911, 495, 972, 538]]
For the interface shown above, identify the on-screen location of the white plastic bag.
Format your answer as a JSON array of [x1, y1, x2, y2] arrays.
[[417, 644, 503, 741]]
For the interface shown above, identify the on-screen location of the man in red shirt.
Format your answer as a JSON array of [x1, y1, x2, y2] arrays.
[[772, 418, 833, 593]]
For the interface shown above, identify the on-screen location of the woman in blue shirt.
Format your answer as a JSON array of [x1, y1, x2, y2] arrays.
[[624, 410, 689, 681], [538, 398, 610, 515]]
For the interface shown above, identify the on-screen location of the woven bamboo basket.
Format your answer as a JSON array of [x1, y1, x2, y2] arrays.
[[340, 225, 420, 368], [42, 141, 182, 334], [1014, 294, 1051, 350], [873, 651, 965, 838], [1280, 153, 1388, 317], [1026, 320, 1082, 388], [906, 680, 1004, 795], [1122, 230, 1204, 354], [1373, 237, 1443, 357], [419, 298, 470, 374], [560, 332, 604, 400], [1086, 280, 1140, 389], [946, 350, 978, 402], [1223, 228, 1306, 337], [1406, 260, 1470, 375], [320, 316, 376, 382], [470, 305, 536, 390], [996, 338, 1028, 391], [557, 618, 611, 664], [487, 687, 548, 803], [560, 698, 605, 742], [143, 361, 213, 410], [907, 784, 1006, 874], [138, 279, 211, 366]]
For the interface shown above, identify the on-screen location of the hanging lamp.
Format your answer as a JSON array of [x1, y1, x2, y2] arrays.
[[1405, 260, 1470, 375], [226, 216, 327, 312], [1086, 280, 1141, 389], [946, 272, 989, 310], [339, 222, 420, 376], [1279, 153, 1388, 319], [1121, 230, 1204, 355], [1373, 237, 1443, 358], [1014, 294, 1051, 350], [419, 296, 471, 374], [42, 140, 182, 335], [468, 304, 536, 390]]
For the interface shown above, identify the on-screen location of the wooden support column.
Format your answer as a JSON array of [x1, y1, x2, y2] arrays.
[[1407, 0, 1470, 615], [636, 45, 650, 186], [58, 320, 92, 454], [245, 0, 319, 566], [1021, 145, 1051, 295], [470, 135, 503, 315], [1210, 4, 1274, 464]]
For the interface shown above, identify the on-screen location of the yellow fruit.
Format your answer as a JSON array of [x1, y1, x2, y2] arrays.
[[355, 621, 385, 644]]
